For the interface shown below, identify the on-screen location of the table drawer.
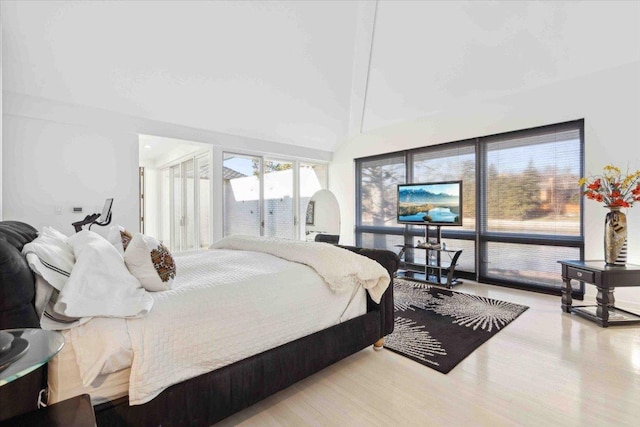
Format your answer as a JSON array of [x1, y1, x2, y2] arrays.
[[567, 267, 594, 283]]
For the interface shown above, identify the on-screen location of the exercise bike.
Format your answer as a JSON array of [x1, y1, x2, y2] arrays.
[[71, 198, 113, 232]]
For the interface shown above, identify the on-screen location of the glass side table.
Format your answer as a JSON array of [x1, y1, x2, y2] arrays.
[[0, 329, 64, 386]]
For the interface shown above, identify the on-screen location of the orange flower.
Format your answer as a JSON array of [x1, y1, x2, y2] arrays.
[[610, 199, 630, 208], [579, 165, 640, 208], [587, 179, 601, 191]]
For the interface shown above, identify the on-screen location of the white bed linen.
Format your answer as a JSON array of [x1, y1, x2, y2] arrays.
[[48, 331, 129, 405], [211, 235, 390, 303], [49, 248, 367, 406]]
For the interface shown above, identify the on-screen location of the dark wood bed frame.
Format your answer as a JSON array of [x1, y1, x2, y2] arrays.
[[0, 221, 398, 426]]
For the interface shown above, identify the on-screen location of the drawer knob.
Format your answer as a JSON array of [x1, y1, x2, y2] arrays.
[[577, 272, 583, 277]]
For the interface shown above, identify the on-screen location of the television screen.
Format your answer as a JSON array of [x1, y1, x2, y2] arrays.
[[397, 181, 463, 226]]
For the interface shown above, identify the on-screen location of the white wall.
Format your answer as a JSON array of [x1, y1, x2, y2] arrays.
[[1, 1, 359, 152], [331, 1, 640, 307], [141, 167, 158, 239], [2, 115, 139, 235], [331, 61, 640, 307], [2, 92, 331, 240], [359, 1, 640, 133]]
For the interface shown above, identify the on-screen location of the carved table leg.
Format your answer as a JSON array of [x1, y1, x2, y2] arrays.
[[596, 286, 615, 327], [561, 278, 573, 313]]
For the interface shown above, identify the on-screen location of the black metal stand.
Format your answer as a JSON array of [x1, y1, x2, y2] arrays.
[[396, 224, 463, 288]]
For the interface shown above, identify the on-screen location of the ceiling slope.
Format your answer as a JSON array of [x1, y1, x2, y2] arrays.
[[3, 1, 639, 152], [1, 0, 360, 151]]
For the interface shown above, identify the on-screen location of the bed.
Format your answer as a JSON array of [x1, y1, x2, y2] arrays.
[[0, 221, 398, 426]]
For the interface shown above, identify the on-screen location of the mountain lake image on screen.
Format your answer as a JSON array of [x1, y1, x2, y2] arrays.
[[397, 181, 463, 226]]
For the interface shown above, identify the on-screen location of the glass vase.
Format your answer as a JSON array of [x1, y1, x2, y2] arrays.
[[604, 207, 627, 266]]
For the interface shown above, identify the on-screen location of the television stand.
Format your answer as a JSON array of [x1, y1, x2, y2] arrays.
[[395, 225, 463, 288]]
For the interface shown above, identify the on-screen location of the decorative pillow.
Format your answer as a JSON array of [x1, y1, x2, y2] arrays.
[[124, 233, 176, 292], [54, 230, 154, 318], [107, 225, 133, 256]]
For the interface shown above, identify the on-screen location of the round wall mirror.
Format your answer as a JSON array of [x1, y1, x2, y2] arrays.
[[305, 189, 340, 244]]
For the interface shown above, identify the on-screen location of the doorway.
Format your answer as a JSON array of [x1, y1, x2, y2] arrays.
[[139, 135, 212, 252]]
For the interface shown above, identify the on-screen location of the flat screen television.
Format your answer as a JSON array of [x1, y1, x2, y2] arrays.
[[397, 181, 463, 226]]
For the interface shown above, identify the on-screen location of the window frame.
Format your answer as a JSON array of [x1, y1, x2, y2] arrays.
[[355, 119, 585, 298]]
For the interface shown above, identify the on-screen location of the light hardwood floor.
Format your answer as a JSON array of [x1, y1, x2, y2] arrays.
[[217, 281, 640, 426]]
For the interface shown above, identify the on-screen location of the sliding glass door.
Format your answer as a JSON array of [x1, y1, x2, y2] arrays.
[[223, 153, 327, 240], [197, 154, 212, 248], [160, 152, 212, 252], [222, 153, 262, 237], [263, 159, 294, 239]]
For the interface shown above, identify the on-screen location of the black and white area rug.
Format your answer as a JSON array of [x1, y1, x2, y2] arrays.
[[385, 278, 529, 374]]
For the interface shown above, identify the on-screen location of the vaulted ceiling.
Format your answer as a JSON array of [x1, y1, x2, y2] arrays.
[[3, 1, 639, 153]]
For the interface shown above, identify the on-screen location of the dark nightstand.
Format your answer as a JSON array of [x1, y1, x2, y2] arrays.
[[559, 260, 640, 327], [0, 394, 96, 427]]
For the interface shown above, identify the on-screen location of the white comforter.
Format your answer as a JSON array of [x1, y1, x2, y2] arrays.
[[70, 247, 374, 405], [211, 235, 390, 303]]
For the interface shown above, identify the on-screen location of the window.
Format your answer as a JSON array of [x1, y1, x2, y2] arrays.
[[412, 143, 476, 232], [355, 120, 584, 296], [223, 152, 327, 239], [482, 129, 581, 236], [263, 159, 294, 239], [223, 153, 262, 237], [358, 154, 406, 228], [356, 154, 406, 251], [411, 143, 477, 274], [479, 124, 583, 291]]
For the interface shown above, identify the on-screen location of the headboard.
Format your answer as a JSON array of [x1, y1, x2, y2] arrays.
[[0, 221, 39, 329]]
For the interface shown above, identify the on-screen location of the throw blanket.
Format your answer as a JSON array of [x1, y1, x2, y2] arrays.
[[211, 235, 390, 303]]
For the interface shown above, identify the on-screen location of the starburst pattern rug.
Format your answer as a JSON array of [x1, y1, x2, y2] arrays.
[[385, 278, 529, 374]]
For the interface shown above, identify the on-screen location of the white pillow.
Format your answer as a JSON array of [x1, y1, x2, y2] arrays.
[[124, 233, 176, 292], [41, 226, 70, 244], [23, 227, 87, 330], [22, 229, 75, 291], [54, 230, 154, 318]]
